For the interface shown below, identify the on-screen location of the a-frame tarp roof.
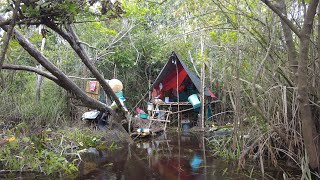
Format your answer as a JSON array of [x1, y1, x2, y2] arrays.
[[151, 52, 213, 97]]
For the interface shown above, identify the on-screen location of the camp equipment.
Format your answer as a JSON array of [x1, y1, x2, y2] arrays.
[[108, 79, 123, 92], [188, 94, 201, 109]]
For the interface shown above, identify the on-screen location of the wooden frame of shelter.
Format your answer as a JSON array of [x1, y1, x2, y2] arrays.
[[148, 52, 216, 130]]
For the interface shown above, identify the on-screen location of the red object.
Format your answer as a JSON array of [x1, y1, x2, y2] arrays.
[[136, 108, 145, 114], [162, 64, 187, 91], [89, 81, 97, 91], [208, 89, 216, 98]]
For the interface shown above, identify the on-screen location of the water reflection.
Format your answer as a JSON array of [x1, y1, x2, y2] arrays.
[[77, 131, 249, 180]]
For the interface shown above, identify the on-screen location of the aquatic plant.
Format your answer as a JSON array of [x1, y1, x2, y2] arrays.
[[108, 142, 121, 151], [207, 135, 239, 160]]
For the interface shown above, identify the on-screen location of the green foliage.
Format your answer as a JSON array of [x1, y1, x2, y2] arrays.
[[0, 76, 68, 125], [61, 128, 103, 148], [210, 30, 238, 44], [91, 22, 118, 35], [0, 125, 78, 176], [208, 136, 239, 160], [19, 0, 80, 22], [0, 123, 108, 176], [37, 150, 78, 175], [108, 142, 120, 151], [122, 0, 160, 21]]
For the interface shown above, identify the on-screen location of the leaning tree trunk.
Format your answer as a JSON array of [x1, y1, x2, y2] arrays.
[[43, 20, 127, 118], [0, 16, 110, 112], [0, 17, 130, 140]]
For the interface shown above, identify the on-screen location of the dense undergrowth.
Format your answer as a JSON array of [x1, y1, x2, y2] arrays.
[[0, 80, 104, 176], [206, 119, 320, 180], [0, 75, 69, 126], [0, 120, 109, 177]]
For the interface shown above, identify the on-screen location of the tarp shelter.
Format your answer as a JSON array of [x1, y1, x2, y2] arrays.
[[151, 52, 215, 102]]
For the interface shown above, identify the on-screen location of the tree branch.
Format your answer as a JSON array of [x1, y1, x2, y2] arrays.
[[78, 41, 97, 49], [0, 0, 21, 71], [44, 19, 128, 117], [261, 0, 301, 38], [0, 16, 111, 112], [66, 23, 128, 116], [2, 64, 59, 82]]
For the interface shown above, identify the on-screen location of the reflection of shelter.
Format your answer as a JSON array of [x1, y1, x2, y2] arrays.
[[149, 52, 216, 129]]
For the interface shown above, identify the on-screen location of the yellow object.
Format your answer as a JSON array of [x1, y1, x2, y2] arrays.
[[108, 79, 123, 93], [7, 136, 16, 142], [4, 136, 16, 142]]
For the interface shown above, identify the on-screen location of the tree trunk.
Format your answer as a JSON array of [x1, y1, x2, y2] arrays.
[[276, 0, 298, 75], [0, 16, 111, 112], [44, 20, 127, 117], [0, 0, 20, 72], [263, 0, 320, 171], [36, 36, 46, 103], [297, 0, 319, 171]]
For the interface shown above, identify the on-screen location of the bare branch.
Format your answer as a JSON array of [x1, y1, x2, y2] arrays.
[[0, 16, 110, 112], [65, 23, 128, 115], [2, 64, 59, 82], [67, 76, 97, 80], [44, 19, 127, 117], [78, 41, 97, 49], [261, 0, 301, 38], [0, 0, 21, 71], [251, 25, 275, 107]]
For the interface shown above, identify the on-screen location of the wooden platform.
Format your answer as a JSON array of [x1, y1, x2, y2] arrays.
[[147, 102, 197, 130], [156, 102, 192, 106]]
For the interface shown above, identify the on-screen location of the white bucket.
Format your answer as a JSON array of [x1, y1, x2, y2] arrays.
[[147, 103, 153, 111]]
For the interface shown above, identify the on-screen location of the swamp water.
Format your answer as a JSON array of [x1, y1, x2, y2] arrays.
[[77, 130, 288, 180], [0, 130, 295, 179]]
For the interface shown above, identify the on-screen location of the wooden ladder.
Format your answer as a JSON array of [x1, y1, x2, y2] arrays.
[[148, 104, 172, 131]]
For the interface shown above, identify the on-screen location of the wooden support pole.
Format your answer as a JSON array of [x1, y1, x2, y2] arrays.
[[176, 59, 180, 131], [148, 66, 151, 102], [200, 35, 205, 130], [200, 63, 205, 129]]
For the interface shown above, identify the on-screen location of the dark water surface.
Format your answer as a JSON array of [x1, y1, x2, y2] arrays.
[[76, 130, 281, 180]]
